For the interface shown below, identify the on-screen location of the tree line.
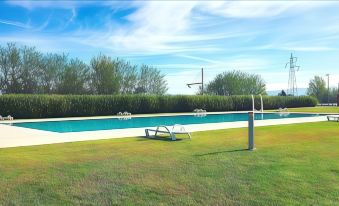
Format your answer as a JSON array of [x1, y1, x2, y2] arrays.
[[204, 70, 266, 95], [0, 43, 168, 95], [307, 76, 338, 103]]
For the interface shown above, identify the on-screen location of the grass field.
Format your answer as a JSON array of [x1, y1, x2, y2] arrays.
[[272, 106, 339, 114], [0, 122, 338, 205]]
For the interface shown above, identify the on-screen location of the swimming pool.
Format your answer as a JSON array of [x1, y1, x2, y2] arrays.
[[9, 113, 321, 133]]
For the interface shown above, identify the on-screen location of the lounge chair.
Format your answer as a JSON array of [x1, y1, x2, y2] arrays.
[[278, 107, 289, 112], [123, 111, 131, 115], [145, 124, 192, 141], [0, 115, 13, 121], [193, 109, 207, 113], [117, 111, 131, 116], [327, 115, 339, 122]]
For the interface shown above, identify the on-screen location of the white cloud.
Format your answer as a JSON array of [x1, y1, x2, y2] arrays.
[[197, 1, 334, 18], [104, 1, 337, 55], [0, 19, 30, 29], [0, 35, 72, 53], [8, 1, 336, 56], [281, 46, 337, 52], [6, 0, 95, 9]]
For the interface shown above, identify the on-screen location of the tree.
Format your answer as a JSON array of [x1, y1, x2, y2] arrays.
[[0, 44, 67, 94], [56, 58, 90, 94], [39, 53, 68, 94], [118, 59, 138, 94], [135, 65, 168, 95], [90, 55, 121, 94], [328, 87, 338, 103], [0, 43, 22, 93], [205, 70, 266, 95], [20, 46, 43, 93], [278, 90, 287, 96], [0, 45, 9, 93], [0, 42, 168, 95], [307, 76, 327, 103]]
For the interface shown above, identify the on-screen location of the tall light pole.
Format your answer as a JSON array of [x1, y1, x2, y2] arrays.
[[326, 74, 330, 104], [187, 68, 204, 95], [201, 68, 204, 95]]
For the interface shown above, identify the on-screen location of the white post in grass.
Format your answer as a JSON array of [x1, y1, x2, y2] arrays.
[[248, 112, 255, 151]]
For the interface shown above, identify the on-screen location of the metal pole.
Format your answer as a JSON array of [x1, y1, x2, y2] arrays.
[[326, 74, 330, 104], [248, 112, 255, 150], [337, 83, 339, 107], [201, 68, 204, 95], [290, 53, 294, 95], [259, 94, 263, 112], [251, 95, 255, 112]]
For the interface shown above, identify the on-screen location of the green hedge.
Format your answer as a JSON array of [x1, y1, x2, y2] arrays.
[[0, 94, 318, 118]]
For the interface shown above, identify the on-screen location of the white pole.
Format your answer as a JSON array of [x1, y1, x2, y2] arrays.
[[259, 94, 263, 112], [252, 95, 255, 112]]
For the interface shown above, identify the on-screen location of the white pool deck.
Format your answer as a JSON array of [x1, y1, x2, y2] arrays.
[[0, 111, 328, 149]]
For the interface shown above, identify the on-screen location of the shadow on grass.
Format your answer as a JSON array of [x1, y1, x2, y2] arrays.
[[135, 135, 184, 142], [195, 148, 249, 156]]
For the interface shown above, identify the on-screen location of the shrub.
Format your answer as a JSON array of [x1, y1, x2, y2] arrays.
[[0, 94, 318, 118]]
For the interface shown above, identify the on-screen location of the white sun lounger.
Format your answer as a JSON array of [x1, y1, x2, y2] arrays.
[[327, 115, 339, 122], [0, 115, 13, 121], [145, 124, 192, 141]]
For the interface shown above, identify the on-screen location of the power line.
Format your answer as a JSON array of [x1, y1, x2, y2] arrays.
[[326, 74, 330, 104]]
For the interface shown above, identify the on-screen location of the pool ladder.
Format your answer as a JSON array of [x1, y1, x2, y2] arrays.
[[251, 94, 264, 113]]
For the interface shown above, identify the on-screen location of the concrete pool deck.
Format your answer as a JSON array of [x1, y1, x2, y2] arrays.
[[0, 112, 328, 149]]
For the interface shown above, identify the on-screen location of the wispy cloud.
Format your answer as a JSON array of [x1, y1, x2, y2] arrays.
[[89, 1, 337, 55], [0, 19, 30, 29], [7, 1, 336, 55], [282, 46, 337, 52], [6, 0, 95, 9]]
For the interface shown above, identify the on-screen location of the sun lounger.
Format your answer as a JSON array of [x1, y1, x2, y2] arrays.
[[278, 107, 289, 112], [0, 115, 13, 121], [327, 115, 339, 122], [145, 124, 191, 141]]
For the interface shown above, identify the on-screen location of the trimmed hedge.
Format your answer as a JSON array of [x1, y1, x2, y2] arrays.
[[0, 94, 317, 118]]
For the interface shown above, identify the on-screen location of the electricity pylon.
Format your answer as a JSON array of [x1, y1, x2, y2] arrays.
[[285, 53, 300, 96]]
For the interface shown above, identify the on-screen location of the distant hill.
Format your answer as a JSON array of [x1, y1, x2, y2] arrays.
[[267, 88, 307, 96]]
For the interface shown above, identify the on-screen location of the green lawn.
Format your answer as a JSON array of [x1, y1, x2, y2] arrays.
[[272, 106, 339, 114], [0, 122, 338, 205]]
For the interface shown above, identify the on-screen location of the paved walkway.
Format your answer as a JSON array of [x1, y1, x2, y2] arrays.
[[0, 113, 327, 149]]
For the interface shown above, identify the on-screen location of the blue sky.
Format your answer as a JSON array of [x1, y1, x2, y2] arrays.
[[0, 0, 339, 94]]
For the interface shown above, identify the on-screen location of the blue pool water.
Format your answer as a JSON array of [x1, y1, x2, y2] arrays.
[[9, 113, 321, 133]]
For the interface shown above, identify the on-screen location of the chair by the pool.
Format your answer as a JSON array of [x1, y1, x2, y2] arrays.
[[145, 124, 191, 141], [0, 115, 13, 121], [327, 115, 339, 122]]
